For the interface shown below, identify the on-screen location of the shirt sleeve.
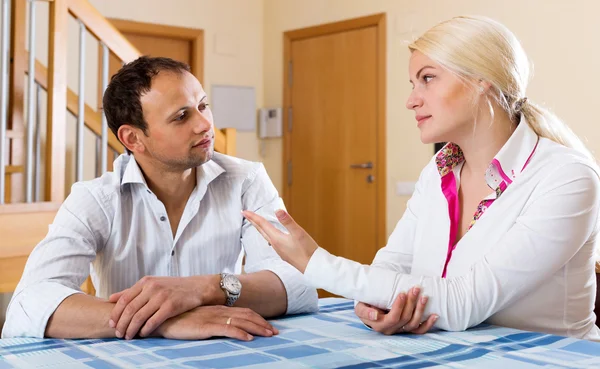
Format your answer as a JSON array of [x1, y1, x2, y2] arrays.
[[2, 184, 111, 338], [369, 163, 434, 275], [304, 162, 600, 331], [240, 164, 318, 315]]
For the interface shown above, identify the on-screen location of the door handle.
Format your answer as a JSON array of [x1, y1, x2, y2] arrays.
[[350, 162, 373, 169]]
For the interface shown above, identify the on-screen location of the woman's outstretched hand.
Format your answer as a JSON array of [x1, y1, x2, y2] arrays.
[[242, 209, 318, 273]]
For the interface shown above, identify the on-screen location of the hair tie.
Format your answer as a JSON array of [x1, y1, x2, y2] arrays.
[[514, 97, 528, 112]]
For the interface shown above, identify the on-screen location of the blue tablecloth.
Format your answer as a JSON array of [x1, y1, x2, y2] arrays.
[[1, 298, 600, 368]]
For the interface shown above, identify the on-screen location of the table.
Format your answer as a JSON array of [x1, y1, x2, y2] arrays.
[[1, 298, 600, 368]]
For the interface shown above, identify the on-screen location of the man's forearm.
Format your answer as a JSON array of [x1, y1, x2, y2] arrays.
[[237, 271, 287, 317], [201, 271, 287, 317], [45, 294, 116, 339]]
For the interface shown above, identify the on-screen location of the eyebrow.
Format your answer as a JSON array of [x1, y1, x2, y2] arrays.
[[168, 95, 207, 119], [409, 65, 435, 84]]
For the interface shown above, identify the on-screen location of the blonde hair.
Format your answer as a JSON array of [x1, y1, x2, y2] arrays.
[[408, 16, 593, 160]]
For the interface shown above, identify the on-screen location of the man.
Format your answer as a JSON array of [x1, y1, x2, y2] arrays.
[[2, 56, 318, 340]]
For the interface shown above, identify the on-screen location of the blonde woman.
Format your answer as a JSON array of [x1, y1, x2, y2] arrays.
[[244, 15, 600, 340]]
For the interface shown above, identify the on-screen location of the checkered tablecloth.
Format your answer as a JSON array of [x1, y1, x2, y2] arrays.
[[1, 298, 600, 368]]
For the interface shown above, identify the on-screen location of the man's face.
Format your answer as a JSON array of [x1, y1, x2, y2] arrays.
[[137, 70, 215, 171]]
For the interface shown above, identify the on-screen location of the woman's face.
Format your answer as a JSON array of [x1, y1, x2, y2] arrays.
[[406, 51, 481, 145]]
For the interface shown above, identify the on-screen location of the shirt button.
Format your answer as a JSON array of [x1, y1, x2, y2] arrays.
[[171, 250, 175, 256], [160, 216, 167, 221]]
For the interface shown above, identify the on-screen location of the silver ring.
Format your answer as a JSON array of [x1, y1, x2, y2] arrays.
[[226, 317, 232, 325]]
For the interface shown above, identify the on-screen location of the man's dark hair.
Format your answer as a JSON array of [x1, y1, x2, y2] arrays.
[[102, 56, 191, 147]]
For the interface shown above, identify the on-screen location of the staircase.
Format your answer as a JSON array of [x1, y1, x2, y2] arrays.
[[0, 0, 235, 295]]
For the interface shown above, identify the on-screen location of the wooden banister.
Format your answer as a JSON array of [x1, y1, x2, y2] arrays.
[[46, 0, 68, 203], [27, 54, 125, 153], [8, 0, 26, 203], [67, 0, 140, 63], [5, 165, 24, 174]]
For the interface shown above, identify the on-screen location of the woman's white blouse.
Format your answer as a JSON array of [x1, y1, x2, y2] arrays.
[[304, 120, 600, 340]]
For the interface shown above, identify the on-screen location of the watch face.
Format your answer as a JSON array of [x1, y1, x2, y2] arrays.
[[223, 274, 242, 294]]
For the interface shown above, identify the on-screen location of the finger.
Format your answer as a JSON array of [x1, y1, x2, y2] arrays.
[[355, 302, 386, 321], [245, 217, 274, 245], [139, 305, 178, 337], [399, 287, 421, 324], [242, 211, 284, 242], [211, 323, 254, 341], [233, 308, 276, 333], [230, 317, 274, 337], [108, 290, 126, 304], [181, 322, 253, 341], [274, 209, 304, 237], [109, 283, 144, 328], [358, 316, 385, 333], [354, 302, 371, 320], [411, 314, 438, 335], [403, 295, 428, 331], [384, 292, 407, 324], [124, 299, 162, 340], [115, 293, 150, 339]]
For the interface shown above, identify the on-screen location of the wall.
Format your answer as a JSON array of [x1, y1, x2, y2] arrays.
[[262, 0, 600, 236]]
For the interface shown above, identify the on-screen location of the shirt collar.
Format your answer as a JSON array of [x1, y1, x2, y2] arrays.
[[435, 116, 539, 193], [485, 117, 539, 193], [194, 156, 226, 203], [120, 155, 147, 187], [435, 143, 464, 178], [119, 154, 226, 197]]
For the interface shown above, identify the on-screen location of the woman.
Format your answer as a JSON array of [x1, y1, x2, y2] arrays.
[[244, 15, 600, 340]]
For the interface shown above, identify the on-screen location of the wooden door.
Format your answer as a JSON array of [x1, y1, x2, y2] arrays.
[[284, 15, 386, 297]]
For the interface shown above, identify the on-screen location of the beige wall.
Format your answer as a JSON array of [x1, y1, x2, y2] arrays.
[[262, 0, 600, 236]]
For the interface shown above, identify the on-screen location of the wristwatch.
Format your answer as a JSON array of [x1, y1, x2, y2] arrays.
[[220, 273, 242, 307]]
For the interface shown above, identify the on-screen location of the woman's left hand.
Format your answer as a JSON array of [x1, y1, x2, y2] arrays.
[[242, 209, 318, 273], [355, 287, 438, 335]]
